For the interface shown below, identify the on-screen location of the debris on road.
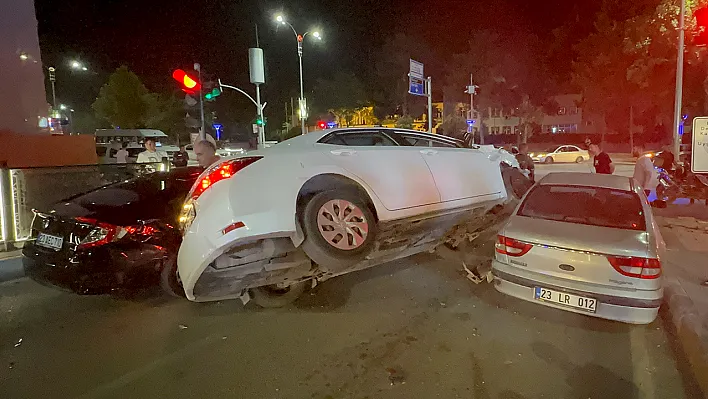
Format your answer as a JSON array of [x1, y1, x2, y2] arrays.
[[178, 324, 188, 330], [386, 367, 406, 386], [14, 338, 22, 347]]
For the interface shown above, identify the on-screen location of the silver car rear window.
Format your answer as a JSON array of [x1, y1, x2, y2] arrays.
[[517, 185, 646, 231]]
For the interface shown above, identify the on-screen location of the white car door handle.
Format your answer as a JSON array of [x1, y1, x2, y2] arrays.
[[330, 149, 357, 156], [420, 149, 438, 155]]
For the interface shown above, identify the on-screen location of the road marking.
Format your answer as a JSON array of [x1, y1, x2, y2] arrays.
[[629, 326, 656, 399]]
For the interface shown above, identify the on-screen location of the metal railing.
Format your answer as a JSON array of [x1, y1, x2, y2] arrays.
[[0, 160, 170, 251]]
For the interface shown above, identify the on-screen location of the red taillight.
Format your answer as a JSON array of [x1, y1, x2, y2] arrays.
[[75, 217, 123, 250], [495, 235, 532, 257], [125, 225, 157, 236], [191, 157, 262, 200], [607, 256, 661, 279]]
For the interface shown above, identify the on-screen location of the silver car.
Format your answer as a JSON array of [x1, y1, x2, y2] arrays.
[[492, 172, 665, 324]]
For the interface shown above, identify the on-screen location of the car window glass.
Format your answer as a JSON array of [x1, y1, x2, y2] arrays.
[[517, 185, 646, 231], [431, 140, 457, 148], [338, 132, 397, 146]]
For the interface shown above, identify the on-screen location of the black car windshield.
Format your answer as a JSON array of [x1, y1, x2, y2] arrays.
[[517, 185, 646, 231]]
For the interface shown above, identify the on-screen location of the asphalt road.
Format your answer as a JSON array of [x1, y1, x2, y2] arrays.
[[0, 162, 701, 399]]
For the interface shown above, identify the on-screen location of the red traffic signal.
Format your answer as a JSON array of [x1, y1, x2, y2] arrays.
[[172, 69, 201, 93]]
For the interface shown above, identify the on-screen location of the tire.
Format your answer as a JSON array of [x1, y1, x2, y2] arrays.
[[544, 156, 554, 164], [575, 156, 584, 163], [502, 166, 533, 201], [160, 256, 185, 297], [301, 189, 377, 270], [250, 281, 307, 308]]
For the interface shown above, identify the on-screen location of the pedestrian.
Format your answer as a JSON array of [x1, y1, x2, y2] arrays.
[[589, 142, 614, 174], [516, 143, 535, 182], [115, 142, 129, 164], [194, 140, 221, 168], [136, 137, 168, 163], [632, 145, 658, 197], [172, 144, 189, 167], [584, 137, 592, 150]]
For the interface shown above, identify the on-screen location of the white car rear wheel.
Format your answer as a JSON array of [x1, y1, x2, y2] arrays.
[[544, 156, 554, 164], [301, 190, 377, 269], [250, 281, 307, 308], [575, 156, 584, 163]]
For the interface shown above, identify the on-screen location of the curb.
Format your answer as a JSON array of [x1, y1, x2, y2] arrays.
[[663, 275, 708, 396]]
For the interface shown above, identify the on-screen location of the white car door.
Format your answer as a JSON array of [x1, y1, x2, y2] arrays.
[[414, 138, 502, 202], [320, 130, 441, 211]]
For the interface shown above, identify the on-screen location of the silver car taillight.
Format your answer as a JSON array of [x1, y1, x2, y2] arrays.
[[495, 235, 532, 257], [607, 256, 661, 279]]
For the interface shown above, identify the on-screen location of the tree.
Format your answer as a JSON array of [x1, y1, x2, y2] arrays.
[[92, 66, 152, 129], [438, 115, 468, 140], [395, 115, 414, 129], [515, 95, 545, 143], [372, 33, 432, 117], [311, 72, 369, 126], [144, 93, 186, 144]]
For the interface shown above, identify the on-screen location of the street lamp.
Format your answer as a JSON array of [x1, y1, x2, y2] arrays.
[[47, 61, 89, 111], [70, 60, 87, 71], [274, 14, 322, 135]]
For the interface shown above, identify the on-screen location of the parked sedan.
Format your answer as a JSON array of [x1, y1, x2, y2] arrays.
[[530, 145, 589, 164], [23, 167, 203, 295], [178, 128, 530, 306], [492, 172, 664, 324]]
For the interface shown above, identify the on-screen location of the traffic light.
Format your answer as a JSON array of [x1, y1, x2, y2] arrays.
[[205, 87, 221, 101], [317, 120, 326, 129], [695, 6, 708, 46], [172, 69, 201, 94], [256, 116, 265, 126]]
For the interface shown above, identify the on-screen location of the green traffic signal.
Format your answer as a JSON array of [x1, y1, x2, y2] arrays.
[[256, 118, 264, 126], [205, 88, 221, 101]]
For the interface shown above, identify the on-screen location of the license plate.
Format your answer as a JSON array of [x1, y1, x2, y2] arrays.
[[534, 287, 597, 313], [36, 233, 63, 251]]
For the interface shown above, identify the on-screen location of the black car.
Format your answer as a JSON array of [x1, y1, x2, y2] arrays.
[[22, 167, 203, 295]]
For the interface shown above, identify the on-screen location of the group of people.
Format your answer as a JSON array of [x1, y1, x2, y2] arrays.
[[510, 138, 668, 197], [114, 138, 221, 168]]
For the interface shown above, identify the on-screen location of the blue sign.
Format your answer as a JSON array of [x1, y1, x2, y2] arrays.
[[212, 123, 223, 140], [409, 77, 425, 96], [466, 119, 475, 126]]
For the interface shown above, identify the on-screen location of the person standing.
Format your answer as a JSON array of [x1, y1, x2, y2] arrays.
[[115, 143, 129, 164], [172, 145, 189, 167], [589, 143, 614, 174], [136, 137, 168, 163], [632, 145, 658, 197], [516, 143, 535, 182], [194, 140, 221, 168]]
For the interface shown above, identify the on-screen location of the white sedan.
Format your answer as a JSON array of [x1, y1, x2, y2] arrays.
[[176, 128, 530, 306], [530, 145, 589, 164]]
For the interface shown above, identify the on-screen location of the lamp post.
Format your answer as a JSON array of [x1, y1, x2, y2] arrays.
[[275, 14, 321, 135], [47, 60, 89, 111]]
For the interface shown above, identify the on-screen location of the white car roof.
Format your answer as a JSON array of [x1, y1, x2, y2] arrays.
[[275, 128, 464, 149]]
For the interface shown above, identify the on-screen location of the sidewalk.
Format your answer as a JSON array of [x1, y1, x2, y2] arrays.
[[0, 249, 23, 283], [654, 204, 708, 395]]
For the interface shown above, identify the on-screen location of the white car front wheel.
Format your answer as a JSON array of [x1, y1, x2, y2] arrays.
[[301, 190, 377, 270]]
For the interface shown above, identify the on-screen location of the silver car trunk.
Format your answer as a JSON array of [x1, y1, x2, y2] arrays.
[[499, 215, 660, 291]]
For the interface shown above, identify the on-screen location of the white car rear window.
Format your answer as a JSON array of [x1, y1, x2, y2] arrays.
[[517, 185, 646, 231]]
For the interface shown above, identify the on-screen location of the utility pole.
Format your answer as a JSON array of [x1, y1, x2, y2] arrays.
[[629, 105, 634, 153], [672, 0, 686, 160], [426, 76, 433, 133], [249, 48, 267, 147]]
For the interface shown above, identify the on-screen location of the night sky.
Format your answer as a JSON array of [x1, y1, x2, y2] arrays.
[[34, 0, 601, 129]]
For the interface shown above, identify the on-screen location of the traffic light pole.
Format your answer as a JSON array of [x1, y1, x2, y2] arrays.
[[298, 40, 306, 136], [218, 79, 267, 146], [255, 84, 265, 146], [196, 63, 206, 141], [426, 76, 432, 133], [672, 0, 686, 161]]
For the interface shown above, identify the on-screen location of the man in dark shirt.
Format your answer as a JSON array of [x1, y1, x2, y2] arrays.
[[172, 145, 189, 167], [516, 143, 535, 182], [589, 143, 614, 174]]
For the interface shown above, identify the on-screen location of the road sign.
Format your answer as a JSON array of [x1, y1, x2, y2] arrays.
[[691, 117, 708, 173], [409, 76, 425, 96], [409, 59, 424, 79], [466, 119, 475, 126]]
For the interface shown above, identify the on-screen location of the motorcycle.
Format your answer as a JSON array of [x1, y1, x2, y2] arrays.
[[655, 165, 708, 205]]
